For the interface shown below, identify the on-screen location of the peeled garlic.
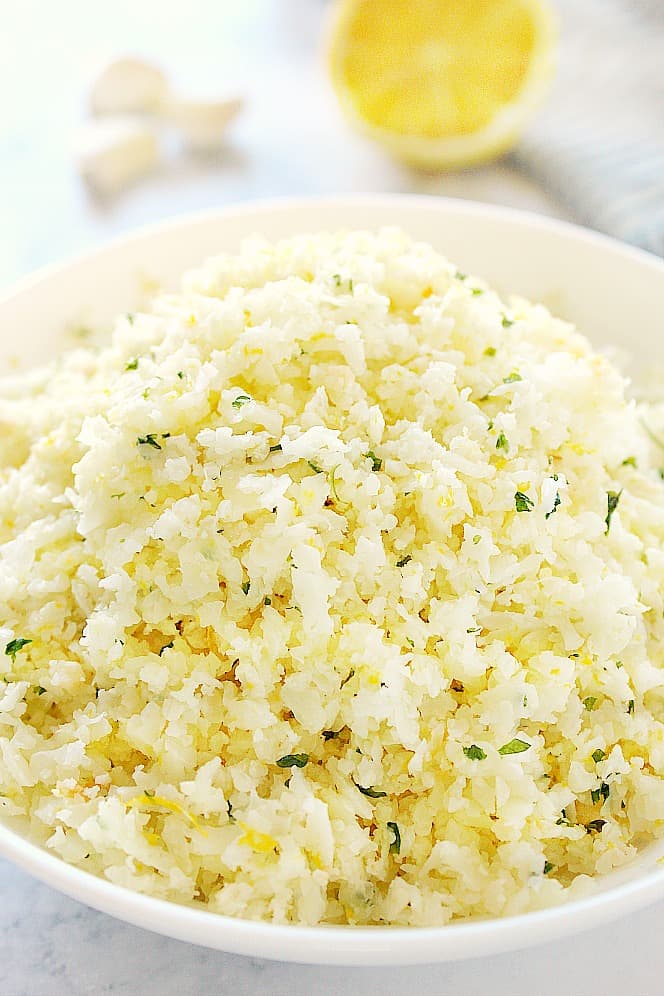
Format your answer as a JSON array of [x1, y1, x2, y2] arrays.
[[77, 118, 160, 196], [90, 57, 169, 116], [167, 95, 243, 153]]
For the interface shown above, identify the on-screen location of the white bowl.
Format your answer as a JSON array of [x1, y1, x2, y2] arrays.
[[1, 195, 663, 965]]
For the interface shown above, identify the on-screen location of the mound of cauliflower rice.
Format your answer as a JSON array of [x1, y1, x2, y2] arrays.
[[1, 228, 664, 926]]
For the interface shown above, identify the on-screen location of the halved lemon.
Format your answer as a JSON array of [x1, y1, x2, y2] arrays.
[[327, 0, 556, 169]]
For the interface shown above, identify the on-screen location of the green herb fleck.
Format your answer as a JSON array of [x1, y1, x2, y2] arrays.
[[126, 313, 135, 325], [329, 464, 344, 503], [177, 371, 184, 380], [227, 800, 234, 822], [144, 789, 156, 798], [605, 490, 622, 534], [355, 782, 387, 799], [628, 698, 635, 715], [502, 316, 514, 328], [498, 738, 531, 755], [36, 685, 46, 696], [466, 626, 481, 634], [322, 730, 340, 741], [406, 637, 415, 648], [366, 450, 382, 472], [232, 394, 251, 410], [591, 783, 610, 805], [158, 641, 174, 656], [514, 491, 534, 512], [455, 271, 467, 281], [269, 444, 282, 452], [263, 596, 272, 605], [496, 432, 509, 453], [583, 696, 598, 712], [110, 492, 125, 500], [125, 357, 139, 370], [276, 753, 309, 769], [396, 554, 412, 568], [5, 638, 32, 662], [484, 346, 497, 357], [241, 581, 251, 595], [463, 744, 487, 761], [543, 861, 554, 875], [592, 749, 607, 763], [503, 372, 522, 384], [387, 821, 401, 855], [472, 534, 482, 545], [545, 491, 562, 519], [622, 456, 637, 468], [471, 287, 483, 296], [307, 460, 323, 474], [137, 433, 161, 450]]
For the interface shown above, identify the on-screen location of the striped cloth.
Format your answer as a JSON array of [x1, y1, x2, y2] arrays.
[[513, 0, 664, 256]]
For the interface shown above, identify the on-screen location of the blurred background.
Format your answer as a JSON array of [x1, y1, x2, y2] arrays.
[[0, 0, 661, 286]]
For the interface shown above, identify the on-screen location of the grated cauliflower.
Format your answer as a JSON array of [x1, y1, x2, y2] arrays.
[[1, 229, 664, 926]]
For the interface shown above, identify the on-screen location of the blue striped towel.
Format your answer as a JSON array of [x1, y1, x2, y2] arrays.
[[513, 0, 663, 256]]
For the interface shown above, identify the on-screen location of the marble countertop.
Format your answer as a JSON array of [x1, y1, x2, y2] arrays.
[[1, 2, 662, 992]]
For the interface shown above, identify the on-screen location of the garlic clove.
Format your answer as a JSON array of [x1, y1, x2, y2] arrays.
[[76, 117, 160, 196], [166, 95, 243, 153], [90, 57, 169, 116]]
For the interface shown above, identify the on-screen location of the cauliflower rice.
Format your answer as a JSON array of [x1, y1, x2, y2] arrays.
[[1, 228, 664, 926]]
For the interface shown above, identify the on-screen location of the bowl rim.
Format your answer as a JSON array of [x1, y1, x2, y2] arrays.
[[1, 193, 663, 965]]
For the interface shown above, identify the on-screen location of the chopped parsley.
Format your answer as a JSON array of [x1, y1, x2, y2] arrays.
[[396, 554, 412, 568], [463, 744, 487, 761], [387, 821, 401, 855], [125, 357, 139, 370], [583, 696, 598, 712], [366, 450, 382, 472], [484, 346, 497, 357], [466, 626, 481, 634], [591, 783, 610, 805], [628, 698, 635, 715], [543, 861, 554, 875], [110, 492, 125, 500], [5, 638, 32, 662], [545, 491, 562, 519], [498, 738, 531, 755], [269, 443, 282, 452], [263, 596, 272, 605], [621, 456, 637, 468], [240, 581, 251, 595], [592, 749, 607, 763], [126, 313, 135, 325], [354, 781, 387, 799], [472, 534, 482, 545], [495, 432, 509, 453], [503, 372, 522, 384], [137, 433, 161, 450], [307, 460, 323, 474], [455, 271, 467, 281], [471, 287, 483, 296], [177, 371, 184, 379], [501, 315, 514, 328], [605, 490, 622, 534], [514, 491, 534, 512], [226, 800, 234, 822], [36, 685, 47, 696], [276, 753, 309, 769], [231, 394, 251, 410], [158, 641, 174, 656], [329, 465, 343, 503]]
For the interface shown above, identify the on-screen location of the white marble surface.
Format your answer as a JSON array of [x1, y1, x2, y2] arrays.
[[1, 2, 662, 993]]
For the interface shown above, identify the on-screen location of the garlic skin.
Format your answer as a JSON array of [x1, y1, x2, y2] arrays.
[[90, 58, 169, 116], [77, 118, 160, 196], [166, 96, 243, 153]]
